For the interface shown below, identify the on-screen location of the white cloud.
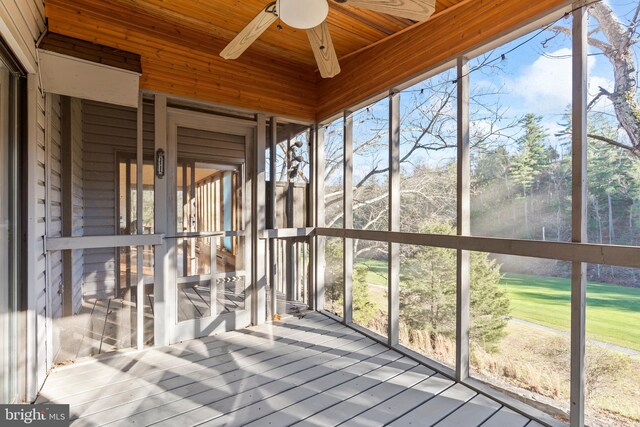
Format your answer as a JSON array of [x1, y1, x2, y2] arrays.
[[588, 74, 614, 112], [510, 48, 573, 112], [508, 48, 614, 115]]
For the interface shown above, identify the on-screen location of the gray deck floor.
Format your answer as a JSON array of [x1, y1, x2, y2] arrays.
[[38, 312, 538, 427], [56, 282, 247, 363]]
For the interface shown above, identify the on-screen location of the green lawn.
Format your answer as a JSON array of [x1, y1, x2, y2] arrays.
[[502, 273, 640, 351], [355, 258, 388, 286], [353, 258, 640, 351]]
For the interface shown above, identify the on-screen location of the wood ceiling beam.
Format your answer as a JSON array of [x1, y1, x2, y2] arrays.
[[316, 0, 574, 120]]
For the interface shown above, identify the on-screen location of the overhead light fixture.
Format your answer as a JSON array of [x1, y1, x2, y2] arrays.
[[277, 0, 329, 30]]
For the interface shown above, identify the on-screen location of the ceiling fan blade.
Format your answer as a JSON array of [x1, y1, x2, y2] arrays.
[[220, 5, 277, 60], [307, 22, 340, 78], [337, 0, 436, 21]]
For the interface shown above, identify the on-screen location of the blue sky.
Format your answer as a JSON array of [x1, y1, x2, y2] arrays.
[[336, 0, 640, 179]]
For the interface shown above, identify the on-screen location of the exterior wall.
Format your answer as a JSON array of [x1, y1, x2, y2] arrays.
[[70, 98, 84, 314], [82, 101, 134, 298], [81, 100, 154, 299], [0, 0, 45, 73], [176, 127, 245, 163], [31, 77, 47, 397], [46, 94, 63, 361], [0, 0, 48, 402]]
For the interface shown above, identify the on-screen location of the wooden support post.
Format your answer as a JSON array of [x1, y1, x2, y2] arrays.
[[269, 117, 277, 317], [388, 92, 400, 346], [316, 125, 326, 311], [571, 5, 588, 426], [308, 126, 316, 310], [243, 139, 254, 322], [456, 56, 471, 382], [343, 111, 354, 324], [189, 163, 196, 273], [253, 114, 267, 324], [136, 92, 144, 350], [125, 160, 132, 286], [154, 94, 169, 347], [286, 135, 294, 303], [210, 240, 217, 317], [182, 162, 188, 275], [295, 242, 300, 300]]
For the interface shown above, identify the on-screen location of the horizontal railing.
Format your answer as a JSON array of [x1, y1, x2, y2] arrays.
[[44, 234, 164, 251], [263, 229, 312, 318], [316, 227, 640, 269]]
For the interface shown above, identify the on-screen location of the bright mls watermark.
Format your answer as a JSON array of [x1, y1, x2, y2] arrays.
[[1, 405, 69, 426]]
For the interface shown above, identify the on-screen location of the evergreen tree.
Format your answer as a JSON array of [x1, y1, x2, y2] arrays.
[[324, 238, 345, 315], [474, 145, 511, 187], [587, 119, 640, 246], [324, 239, 377, 325], [510, 114, 551, 192], [399, 222, 510, 352], [352, 265, 376, 325], [510, 114, 553, 238]]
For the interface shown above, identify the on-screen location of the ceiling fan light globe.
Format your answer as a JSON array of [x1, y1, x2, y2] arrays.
[[278, 0, 329, 30]]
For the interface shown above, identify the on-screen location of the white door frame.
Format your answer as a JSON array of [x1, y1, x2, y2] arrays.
[[158, 107, 256, 344]]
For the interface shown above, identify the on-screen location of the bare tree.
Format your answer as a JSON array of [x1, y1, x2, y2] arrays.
[[550, 2, 640, 155], [589, 2, 640, 155], [322, 68, 518, 244]]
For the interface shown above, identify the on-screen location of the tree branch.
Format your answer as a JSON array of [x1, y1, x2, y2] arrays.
[[587, 87, 609, 111], [624, 2, 640, 50], [587, 133, 638, 156]]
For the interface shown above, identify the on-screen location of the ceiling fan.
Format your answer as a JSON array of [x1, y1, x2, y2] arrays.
[[220, 0, 437, 78]]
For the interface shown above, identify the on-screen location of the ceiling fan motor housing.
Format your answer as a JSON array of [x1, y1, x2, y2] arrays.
[[278, 0, 329, 29]]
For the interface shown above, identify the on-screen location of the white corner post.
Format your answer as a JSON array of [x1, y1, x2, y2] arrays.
[[153, 94, 169, 347], [253, 114, 267, 325], [456, 56, 471, 382], [315, 124, 326, 311], [571, 3, 588, 426], [136, 92, 144, 350], [343, 111, 354, 324], [389, 92, 400, 346], [308, 125, 317, 310], [269, 117, 278, 318]]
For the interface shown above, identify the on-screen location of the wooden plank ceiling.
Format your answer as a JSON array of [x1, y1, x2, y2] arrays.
[[45, 0, 567, 121], [45, 0, 465, 120]]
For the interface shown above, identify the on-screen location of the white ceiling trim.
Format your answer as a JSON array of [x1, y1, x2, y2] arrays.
[[37, 49, 140, 107]]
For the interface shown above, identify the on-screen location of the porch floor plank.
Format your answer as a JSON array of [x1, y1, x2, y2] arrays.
[[434, 393, 502, 427], [388, 382, 477, 426], [93, 298, 116, 355], [57, 281, 249, 364], [481, 407, 530, 427], [36, 313, 536, 427]]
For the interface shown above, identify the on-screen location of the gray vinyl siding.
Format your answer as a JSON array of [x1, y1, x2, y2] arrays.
[[35, 85, 47, 384], [177, 127, 245, 162], [71, 98, 84, 314], [81, 100, 154, 298], [48, 95, 63, 321], [0, 0, 45, 70], [47, 94, 63, 364], [2, 0, 47, 399]]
